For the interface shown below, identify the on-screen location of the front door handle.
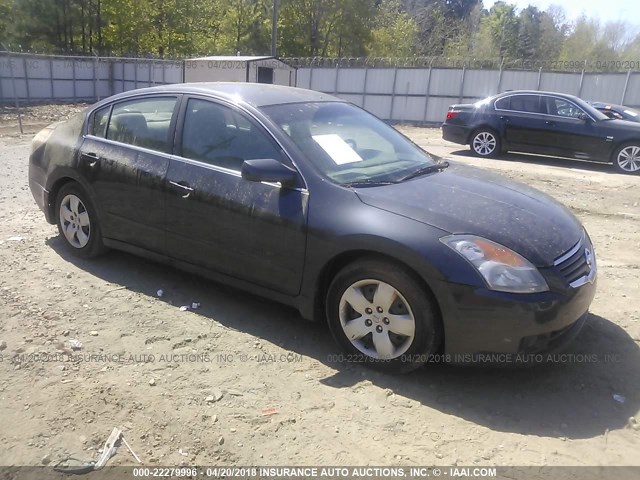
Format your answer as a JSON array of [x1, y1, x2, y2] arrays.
[[545, 120, 556, 127], [168, 180, 195, 199]]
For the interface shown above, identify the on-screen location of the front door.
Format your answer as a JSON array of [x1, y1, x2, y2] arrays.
[[164, 97, 308, 296]]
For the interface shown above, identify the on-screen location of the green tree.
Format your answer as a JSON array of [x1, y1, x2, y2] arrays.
[[366, 0, 418, 57]]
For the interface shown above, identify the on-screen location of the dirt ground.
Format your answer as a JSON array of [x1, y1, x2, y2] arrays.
[[0, 106, 639, 469]]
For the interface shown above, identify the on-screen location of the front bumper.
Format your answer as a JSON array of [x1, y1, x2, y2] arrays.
[[433, 274, 596, 362]]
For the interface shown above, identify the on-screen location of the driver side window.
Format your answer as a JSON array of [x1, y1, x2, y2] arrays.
[[545, 97, 586, 119], [180, 99, 284, 171]]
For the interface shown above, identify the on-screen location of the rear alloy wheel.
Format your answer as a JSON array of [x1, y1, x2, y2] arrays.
[[327, 259, 441, 373], [470, 129, 501, 158], [613, 144, 640, 174], [55, 183, 106, 258]]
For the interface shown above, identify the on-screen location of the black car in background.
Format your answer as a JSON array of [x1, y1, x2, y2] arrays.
[[590, 102, 640, 123], [442, 90, 640, 174], [30, 83, 597, 371]]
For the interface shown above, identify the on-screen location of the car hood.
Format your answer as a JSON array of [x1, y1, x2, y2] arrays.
[[354, 163, 583, 267]]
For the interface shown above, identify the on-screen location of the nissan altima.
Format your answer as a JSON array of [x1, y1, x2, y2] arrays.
[[29, 83, 597, 371]]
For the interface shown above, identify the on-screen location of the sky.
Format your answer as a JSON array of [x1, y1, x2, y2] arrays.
[[483, 0, 640, 26]]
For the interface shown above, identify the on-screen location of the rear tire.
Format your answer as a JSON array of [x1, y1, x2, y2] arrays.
[[470, 129, 501, 158], [55, 183, 107, 258], [612, 143, 640, 174], [326, 259, 442, 373]]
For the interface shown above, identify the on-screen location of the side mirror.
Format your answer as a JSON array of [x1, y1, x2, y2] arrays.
[[241, 159, 299, 187], [577, 112, 589, 122]]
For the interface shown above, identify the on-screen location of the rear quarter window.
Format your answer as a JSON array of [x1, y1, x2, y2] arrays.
[[89, 105, 111, 138]]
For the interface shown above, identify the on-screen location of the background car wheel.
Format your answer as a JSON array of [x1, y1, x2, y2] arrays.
[[55, 183, 107, 258], [612, 143, 640, 174], [470, 129, 501, 158], [326, 259, 442, 373]]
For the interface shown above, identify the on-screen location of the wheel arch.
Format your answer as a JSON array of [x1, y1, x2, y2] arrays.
[[610, 139, 640, 163], [312, 250, 444, 344], [466, 124, 500, 145]]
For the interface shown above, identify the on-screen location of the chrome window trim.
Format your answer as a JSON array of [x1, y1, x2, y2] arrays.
[[81, 135, 308, 194], [494, 93, 595, 122]]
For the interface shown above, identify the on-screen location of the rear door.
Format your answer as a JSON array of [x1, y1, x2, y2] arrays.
[[164, 97, 308, 296], [79, 95, 179, 253], [495, 94, 551, 152]]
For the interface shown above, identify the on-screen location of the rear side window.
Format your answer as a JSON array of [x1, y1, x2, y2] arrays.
[[89, 105, 111, 138], [106, 97, 177, 153], [494, 97, 509, 110], [508, 95, 541, 113]]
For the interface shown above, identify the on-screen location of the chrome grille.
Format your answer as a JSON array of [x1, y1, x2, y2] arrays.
[[554, 236, 596, 288]]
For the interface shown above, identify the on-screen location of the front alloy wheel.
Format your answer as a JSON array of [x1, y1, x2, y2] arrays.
[[471, 130, 500, 158], [327, 259, 441, 373], [613, 144, 640, 174]]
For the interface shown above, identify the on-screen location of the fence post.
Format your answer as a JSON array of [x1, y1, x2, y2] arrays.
[[423, 60, 433, 122], [308, 64, 314, 90], [621, 69, 632, 105], [134, 58, 138, 90], [49, 58, 55, 102], [8, 52, 24, 134], [389, 64, 399, 121], [362, 65, 369, 108], [149, 61, 153, 86], [333, 63, 339, 94], [458, 65, 466, 103], [72, 58, 77, 101], [577, 69, 585, 97], [22, 56, 31, 103], [536, 67, 542, 90]]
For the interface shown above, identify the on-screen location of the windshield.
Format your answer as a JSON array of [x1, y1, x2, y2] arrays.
[[260, 102, 436, 185]]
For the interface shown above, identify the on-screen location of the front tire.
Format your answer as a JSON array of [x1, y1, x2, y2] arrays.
[[55, 183, 107, 258], [470, 129, 501, 158], [612, 143, 640, 174], [326, 259, 442, 373]]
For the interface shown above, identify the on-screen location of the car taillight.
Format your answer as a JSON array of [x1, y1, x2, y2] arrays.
[[446, 111, 459, 120], [31, 125, 56, 153]]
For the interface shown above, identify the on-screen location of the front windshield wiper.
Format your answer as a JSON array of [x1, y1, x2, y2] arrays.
[[343, 179, 399, 188], [397, 161, 450, 182]]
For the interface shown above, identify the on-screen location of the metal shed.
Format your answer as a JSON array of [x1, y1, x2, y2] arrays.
[[184, 56, 296, 86]]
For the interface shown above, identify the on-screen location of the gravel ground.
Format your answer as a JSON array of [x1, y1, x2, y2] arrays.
[[0, 108, 639, 469]]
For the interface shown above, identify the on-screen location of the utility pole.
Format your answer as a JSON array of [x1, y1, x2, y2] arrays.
[[271, 0, 279, 57]]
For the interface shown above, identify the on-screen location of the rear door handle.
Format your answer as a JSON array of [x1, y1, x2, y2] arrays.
[[545, 120, 556, 126], [168, 180, 195, 198], [81, 152, 99, 167], [499, 116, 510, 123]]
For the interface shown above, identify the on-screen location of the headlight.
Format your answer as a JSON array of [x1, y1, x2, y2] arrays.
[[440, 235, 548, 293]]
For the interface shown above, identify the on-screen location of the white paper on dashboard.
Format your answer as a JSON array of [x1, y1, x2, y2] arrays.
[[312, 134, 363, 165]]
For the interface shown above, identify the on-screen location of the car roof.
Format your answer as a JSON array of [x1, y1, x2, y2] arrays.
[[98, 83, 343, 108], [497, 90, 583, 102]]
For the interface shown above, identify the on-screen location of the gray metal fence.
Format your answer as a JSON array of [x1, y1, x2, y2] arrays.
[[0, 52, 183, 104], [296, 66, 640, 123], [2, 52, 640, 124]]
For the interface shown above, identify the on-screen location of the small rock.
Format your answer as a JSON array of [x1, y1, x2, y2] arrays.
[[0, 340, 6, 351], [179, 306, 189, 312], [212, 415, 218, 423], [62, 330, 70, 337], [211, 389, 223, 402], [69, 339, 82, 350], [41, 454, 51, 465], [149, 379, 156, 386], [191, 302, 201, 310], [89, 331, 98, 336], [218, 436, 225, 445], [205, 396, 215, 403], [230, 428, 236, 433], [435, 452, 443, 459], [157, 289, 164, 298]]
